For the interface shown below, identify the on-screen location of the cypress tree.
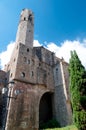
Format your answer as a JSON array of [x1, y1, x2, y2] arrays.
[[69, 50, 86, 130]]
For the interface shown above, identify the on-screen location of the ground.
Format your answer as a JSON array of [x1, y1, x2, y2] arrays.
[[43, 125, 78, 130]]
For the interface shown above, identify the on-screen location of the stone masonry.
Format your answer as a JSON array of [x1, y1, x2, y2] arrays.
[[0, 9, 72, 130]]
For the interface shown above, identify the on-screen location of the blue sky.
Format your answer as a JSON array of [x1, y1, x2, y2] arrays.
[[0, 0, 86, 68]]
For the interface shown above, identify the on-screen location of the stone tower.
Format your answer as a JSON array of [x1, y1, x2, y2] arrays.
[[2, 9, 72, 130], [16, 9, 34, 48]]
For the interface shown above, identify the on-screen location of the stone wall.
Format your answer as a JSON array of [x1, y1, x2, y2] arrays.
[[5, 81, 54, 130], [53, 58, 72, 126], [0, 70, 6, 128], [11, 44, 55, 90]]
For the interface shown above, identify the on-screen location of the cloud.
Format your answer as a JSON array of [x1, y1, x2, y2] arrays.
[[0, 41, 15, 69], [46, 40, 86, 68], [0, 39, 86, 69], [33, 40, 42, 47]]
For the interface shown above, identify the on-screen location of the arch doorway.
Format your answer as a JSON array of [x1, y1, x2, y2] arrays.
[[39, 92, 53, 128]]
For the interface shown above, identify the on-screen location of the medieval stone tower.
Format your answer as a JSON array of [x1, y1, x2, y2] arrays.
[[0, 9, 72, 130]]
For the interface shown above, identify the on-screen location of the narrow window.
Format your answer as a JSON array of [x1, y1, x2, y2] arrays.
[[24, 17, 26, 21], [28, 14, 32, 22], [48, 72, 50, 75], [14, 58, 16, 62], [27, 60, 30, 64], [24, 57, 27, 62], [10, 73, 13, 77], [39, 63, 41, 66], [32, 59, 34, 65], [31, 71, 34, 76], [56, 68, 58, 71], [21, 72, 25, 78], [56, 68, 58, 79], [27, 48, 29, 52]]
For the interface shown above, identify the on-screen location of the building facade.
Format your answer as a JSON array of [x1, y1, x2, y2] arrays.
[[0, 9, 72, 130]]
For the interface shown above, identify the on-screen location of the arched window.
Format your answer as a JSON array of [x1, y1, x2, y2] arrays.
[[27, 48, 29, 52], [24, 17, 26, 21], [21, 72, 25, 78]]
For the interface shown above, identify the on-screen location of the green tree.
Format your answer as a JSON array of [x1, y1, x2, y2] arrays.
[[69, 50, 86, 130]]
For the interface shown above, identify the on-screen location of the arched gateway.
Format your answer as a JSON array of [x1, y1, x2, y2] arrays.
[[39, 92, 53, 128]]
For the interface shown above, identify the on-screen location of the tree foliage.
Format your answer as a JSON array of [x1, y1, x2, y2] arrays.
[[69, 50, 86, 130]]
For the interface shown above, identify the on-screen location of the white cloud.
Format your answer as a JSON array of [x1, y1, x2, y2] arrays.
[[33, 40, 42, 47], [46, 40, 86, 68], [0, 41, 15, 69], [0, 39, 86, 69]]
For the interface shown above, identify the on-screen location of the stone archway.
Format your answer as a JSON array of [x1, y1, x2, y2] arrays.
[[39, 92, 53, 128]]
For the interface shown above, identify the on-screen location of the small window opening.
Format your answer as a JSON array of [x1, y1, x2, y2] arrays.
[[21, 72, 25, 78], [19, 42, 23, 45], [5, 78, 7, 81], [28, 14, 32, 22], [10, 73, 13, 77], [27, 48, 29, 52], [27, 60, 30, 64], [48, 72, 50, 75], [24, 57, 27, 62], [24, 17, 26, 21], [31, 71, 34, 76], [14, 58, 16, 62], [56, 68, 58, 71], [32, 59, 34, 65], [39, 63, 41, 66]]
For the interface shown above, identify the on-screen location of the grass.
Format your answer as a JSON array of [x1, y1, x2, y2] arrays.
[[42, 125, 78, 130]]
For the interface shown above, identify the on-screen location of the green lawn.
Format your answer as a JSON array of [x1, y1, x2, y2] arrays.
[[43, 125, 78, 130]]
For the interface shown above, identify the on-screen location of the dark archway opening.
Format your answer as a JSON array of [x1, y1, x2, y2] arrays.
[[39, 92, 53, 129]]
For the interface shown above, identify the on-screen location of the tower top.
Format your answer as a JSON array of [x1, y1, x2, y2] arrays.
[[21, 8, 33, 14], [20, 9, 33, 22]]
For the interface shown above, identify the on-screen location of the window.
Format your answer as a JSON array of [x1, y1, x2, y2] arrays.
[[10, 73, 13, 77], [48, 72, 50, 75], [24, 17, 26, 21], [56, 68, 58, 79], [32, 59, 34, 65], [28, 14, 32, 22], [14, 58, 16, 62], [27, 48, 29, 52], [56, 68, 58, 71], [39, 63, 41, 66], [24, 57, 27, 62], [27, 60, 30, 64], [21, 72, 25, 78], [31, 71, 34, 76]]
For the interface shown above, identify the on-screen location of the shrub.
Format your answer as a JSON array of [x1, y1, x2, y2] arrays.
[[39, 119, 60, 129]]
